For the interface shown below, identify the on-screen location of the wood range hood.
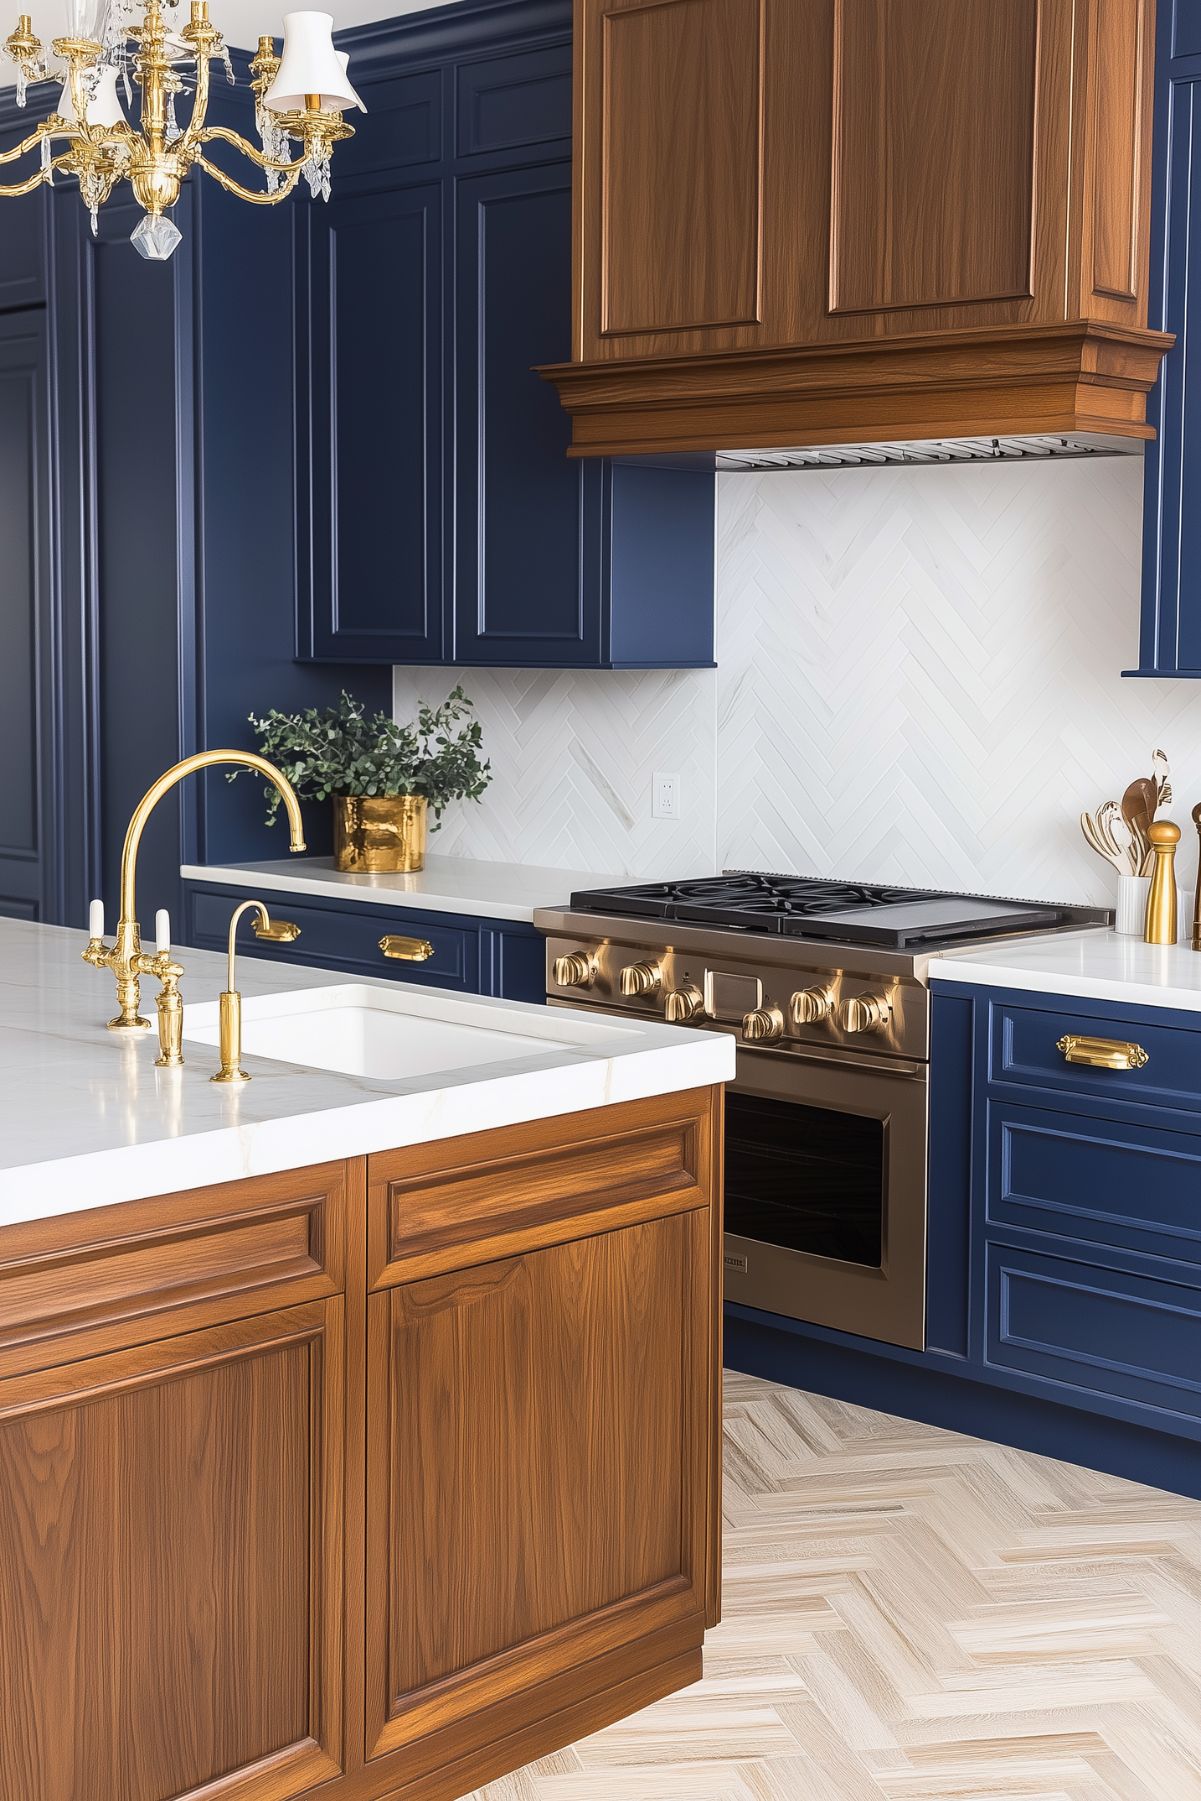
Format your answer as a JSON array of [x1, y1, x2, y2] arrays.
[[540, 0, 1173, 468]]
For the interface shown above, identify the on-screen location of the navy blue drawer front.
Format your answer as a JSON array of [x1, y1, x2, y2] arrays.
[[185, 883, 479, 992], [989, 998, 1201, 1118], [986, 1242, 1201, 1428], [987, 1100, 1201, 1271]]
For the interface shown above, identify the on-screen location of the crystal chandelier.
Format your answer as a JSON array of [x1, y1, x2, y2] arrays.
[[0, 0, 363, 259]]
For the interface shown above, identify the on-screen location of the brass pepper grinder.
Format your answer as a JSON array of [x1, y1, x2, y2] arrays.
[[1192, 804, 1201, 950], [1143, 819, 1181, 946]]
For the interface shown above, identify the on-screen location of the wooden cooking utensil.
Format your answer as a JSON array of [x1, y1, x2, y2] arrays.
[[1122, 777, 1157, 874]]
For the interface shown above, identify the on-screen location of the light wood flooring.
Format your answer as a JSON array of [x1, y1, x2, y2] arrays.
[[469, 1370, 1201, 1801]]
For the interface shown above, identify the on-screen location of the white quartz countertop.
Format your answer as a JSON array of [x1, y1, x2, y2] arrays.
[[0, 920, 732, 1226], [930, 927, 1201, 1013], [180, 853, 622, 924]]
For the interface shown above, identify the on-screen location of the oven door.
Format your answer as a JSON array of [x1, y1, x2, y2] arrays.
[[723, 1042, 928, 1350]]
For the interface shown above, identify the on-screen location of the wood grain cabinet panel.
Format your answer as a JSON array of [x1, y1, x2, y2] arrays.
[[596, 0, 764, 340], [365, 1208, 710, 1763], [830, 0, 1039, 316], [0, 1301, 344, 1801]]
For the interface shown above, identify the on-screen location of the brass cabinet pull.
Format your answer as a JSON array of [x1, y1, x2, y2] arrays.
[[251, 916, 301, 943], [1056, 1033, 1149, 1071], [379, 934, 435, 962]]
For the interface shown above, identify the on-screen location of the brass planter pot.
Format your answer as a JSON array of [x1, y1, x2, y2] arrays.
[[332, 794, 428, 873]]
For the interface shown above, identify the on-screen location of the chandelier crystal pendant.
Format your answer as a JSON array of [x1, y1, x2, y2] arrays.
[[0, 0, 364, 258]]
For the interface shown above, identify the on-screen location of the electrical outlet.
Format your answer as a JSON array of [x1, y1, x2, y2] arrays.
[[652, 771, 681, 820]]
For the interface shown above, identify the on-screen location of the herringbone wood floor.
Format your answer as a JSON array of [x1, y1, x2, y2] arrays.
[[469, 1371, 1201, 1801]]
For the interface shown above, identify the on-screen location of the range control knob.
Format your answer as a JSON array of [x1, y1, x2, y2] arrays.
[[553, 951, 599, 990], [838, 992, 893, 1035], [664, 983, 704, 1023], [742, 1005, 785, 1043], [620, 960, 664, 999], [791, 984, 835, 1026]]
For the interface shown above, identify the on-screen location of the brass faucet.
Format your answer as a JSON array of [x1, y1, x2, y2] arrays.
[[83, 750, 306, 1042], [211, 898, 297, 1083]]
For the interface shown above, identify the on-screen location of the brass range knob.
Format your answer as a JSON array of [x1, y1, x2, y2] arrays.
[[553, 951, 599, 989], [838, 992, 893, 1035], [742, 1005, 785, 1043], [619, 960, 663, 998], [664, 983, 703, 1023], [791, 984, 835, 1026]]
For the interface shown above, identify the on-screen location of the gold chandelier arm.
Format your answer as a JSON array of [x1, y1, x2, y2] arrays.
[[177, 45, 212, 154], [196, 122, 307, 173], [0, 165, 52, 197], [193, 150, 302, 203]]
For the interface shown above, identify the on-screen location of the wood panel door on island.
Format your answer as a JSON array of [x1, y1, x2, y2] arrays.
[[0, 1299, 345, 1801], [574, 0, 1155, 361]]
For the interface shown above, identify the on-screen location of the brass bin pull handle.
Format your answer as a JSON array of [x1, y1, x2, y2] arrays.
[[252, 916, 301, 943], [379, 934, 435, 962], [1056, 1033, 1149, 1071]]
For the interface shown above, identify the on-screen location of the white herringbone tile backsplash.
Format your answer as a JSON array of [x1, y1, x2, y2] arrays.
[[396, 456, 1201, 904]]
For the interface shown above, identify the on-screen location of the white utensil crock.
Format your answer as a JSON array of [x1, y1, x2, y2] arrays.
[[1116, 873, 1151, 936]]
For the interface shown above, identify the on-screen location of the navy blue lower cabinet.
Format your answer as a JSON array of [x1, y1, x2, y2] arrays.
[[182, 881, 546, 1004], [1132, 0, 1201, 674], [727, 979, 1201, 1503], [301, 0, 715, 670]]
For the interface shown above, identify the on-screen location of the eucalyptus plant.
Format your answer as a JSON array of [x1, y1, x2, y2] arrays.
[[236, 688, 491, 829]]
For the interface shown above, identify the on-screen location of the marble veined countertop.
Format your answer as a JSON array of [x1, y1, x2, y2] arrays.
[[0, 920, 732, 1224], [180, 853, 623, 924], [930, 927, 1201, 1013]]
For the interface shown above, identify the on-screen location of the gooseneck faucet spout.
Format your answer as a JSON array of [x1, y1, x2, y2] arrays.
[[86, 749, 307, 1034]]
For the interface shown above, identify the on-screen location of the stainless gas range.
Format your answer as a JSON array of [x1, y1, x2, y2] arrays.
[[535, 874, 1109, 1350]]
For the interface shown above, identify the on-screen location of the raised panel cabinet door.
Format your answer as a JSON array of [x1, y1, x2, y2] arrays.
[[365, 1209, 712, 1763], [0, 1300, 345, 1801], [0, 310, 52, 923], [453, 162, 605, 664], [577, 0, 767, 359], [300, 182, 445, 663]]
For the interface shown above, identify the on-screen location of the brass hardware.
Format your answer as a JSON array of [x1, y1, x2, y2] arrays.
[[83, 750, 304, 1032], [211, 898, 278, 1083], [379, 934, 435, 963], [334, 794, 428, 873], [1192, 803, 1201, 951], [791, 984, 835, 1026], [0, 0, 355, 245], [742, 1005, 785, 1043], [663, 983, 704, 1023], [1057, 1033, 1149, 1071], [553, 951, 598, 989], [252, 916, 301, 943], [1144, 819, 1181, 945], [152, 955, 185, 1068], [838, 992, 893, 1035], [619, 960, 663, 998]]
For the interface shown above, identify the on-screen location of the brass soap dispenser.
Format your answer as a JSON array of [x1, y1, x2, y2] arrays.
[[1144, 820, 1181, 945]]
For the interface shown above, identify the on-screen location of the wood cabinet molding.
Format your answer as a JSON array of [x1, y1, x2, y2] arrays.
[[542, 318, 1174, 455]]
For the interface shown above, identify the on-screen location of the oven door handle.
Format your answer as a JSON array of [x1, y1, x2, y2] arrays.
[[737, 1040, 926, 1082]]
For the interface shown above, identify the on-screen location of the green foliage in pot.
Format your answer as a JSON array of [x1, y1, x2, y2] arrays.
[[236, 687, 492, 830]]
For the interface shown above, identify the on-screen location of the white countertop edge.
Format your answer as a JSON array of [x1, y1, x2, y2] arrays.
[[0, 1033, 733, 1224], [180, 855, 613, 924], [928, 931, 1201, 1014]]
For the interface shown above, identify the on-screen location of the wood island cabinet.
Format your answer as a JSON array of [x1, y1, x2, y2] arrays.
[[0, 1088, 723, 1801]]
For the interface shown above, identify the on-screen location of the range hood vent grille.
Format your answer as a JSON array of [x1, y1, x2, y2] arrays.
[[715, 434, 1141, 473]]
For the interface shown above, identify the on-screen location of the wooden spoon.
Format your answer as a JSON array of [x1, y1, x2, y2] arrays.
[[1122, 777, 1157, 875]]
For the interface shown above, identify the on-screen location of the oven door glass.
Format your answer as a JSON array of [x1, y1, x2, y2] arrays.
[[724, 1089, 885, 1268]]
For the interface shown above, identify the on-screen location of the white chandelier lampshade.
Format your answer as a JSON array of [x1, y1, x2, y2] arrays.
[[264, 13, 365, 113], [58, 65, 125, 129]]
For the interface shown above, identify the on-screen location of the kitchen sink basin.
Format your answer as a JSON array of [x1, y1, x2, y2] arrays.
[[183, 982, 631, 1081]]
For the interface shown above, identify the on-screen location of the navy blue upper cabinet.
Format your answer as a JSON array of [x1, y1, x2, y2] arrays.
[[300, 0, 715, 670], [1134, 0, 1201, 675]]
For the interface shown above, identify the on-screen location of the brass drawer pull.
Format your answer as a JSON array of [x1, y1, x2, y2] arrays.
[[379, 934, 435, 962], [251, 917, 301, 943], [1056, 1033, 1149, 1071]]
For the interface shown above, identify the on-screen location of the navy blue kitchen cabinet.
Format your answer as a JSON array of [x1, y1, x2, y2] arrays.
[[297, 0, 715, 670], [727, 980, 1201, 1501], [1133, 0, 1201, 674], [183, 878, 545, 1003]]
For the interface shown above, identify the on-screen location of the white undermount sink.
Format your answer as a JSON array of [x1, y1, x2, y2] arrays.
[[184, 982, 633, 1081]]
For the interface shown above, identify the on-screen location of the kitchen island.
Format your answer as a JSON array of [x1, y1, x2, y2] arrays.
[[0, 919, 732, 1801]]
